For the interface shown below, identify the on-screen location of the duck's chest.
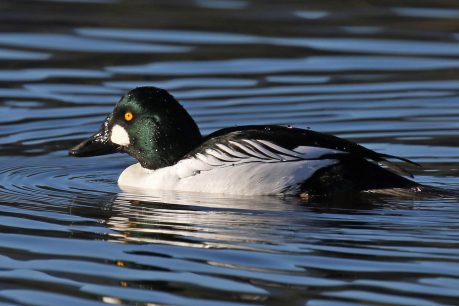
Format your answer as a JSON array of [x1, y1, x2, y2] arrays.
[[118, 159, 337, 195]]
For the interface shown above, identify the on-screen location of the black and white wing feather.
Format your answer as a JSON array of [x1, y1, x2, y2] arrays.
[[189, 125, 419, 176], [191, 138, 344, 168]]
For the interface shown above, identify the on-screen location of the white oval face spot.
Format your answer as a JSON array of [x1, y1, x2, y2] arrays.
[[111, 124, 130, 146]]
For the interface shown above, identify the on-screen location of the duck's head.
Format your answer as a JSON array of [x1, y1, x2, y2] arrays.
[[69, 87, 202, 169]]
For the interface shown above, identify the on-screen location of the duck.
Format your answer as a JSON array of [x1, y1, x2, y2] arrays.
[[69, 86, 422, 197]]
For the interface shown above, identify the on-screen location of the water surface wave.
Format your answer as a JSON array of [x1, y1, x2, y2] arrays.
[[0, 0, 458, 305]]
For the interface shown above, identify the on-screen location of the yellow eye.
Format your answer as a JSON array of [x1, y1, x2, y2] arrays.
[[124, 111, 133, 122]]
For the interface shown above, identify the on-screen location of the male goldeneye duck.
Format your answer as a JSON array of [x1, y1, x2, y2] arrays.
[[69, 86, 421, 197]]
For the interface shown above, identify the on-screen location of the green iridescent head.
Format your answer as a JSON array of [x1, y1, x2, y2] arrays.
[[70, 87, 202, 169]]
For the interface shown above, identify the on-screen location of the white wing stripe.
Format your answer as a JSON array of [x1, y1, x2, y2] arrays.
[[215, 143, 249, 159], [229, 141, 270, 160], [205, 148, 240, 162], [256, 139, 304, 158], [196, 152, 224, 166], [242, 139, 283, 160]]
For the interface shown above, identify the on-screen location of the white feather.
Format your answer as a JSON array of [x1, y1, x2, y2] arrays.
[[118, 159, 336, 195], [196, 152, 223, 166], [205, 148, 239, 162], [215, 143, 249, 158], [229, 140, 269, 159], [242, 139, 282, 160], [256, 139, 305, 158], [110, 124, 130, 146]]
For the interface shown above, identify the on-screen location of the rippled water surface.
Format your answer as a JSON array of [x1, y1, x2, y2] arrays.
[[1, 1, 459, 305]]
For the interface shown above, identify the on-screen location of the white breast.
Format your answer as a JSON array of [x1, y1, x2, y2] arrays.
[[118, 158, 337, 195]]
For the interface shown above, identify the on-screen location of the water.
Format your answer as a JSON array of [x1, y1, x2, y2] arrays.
[[0, 0, 459, 305]]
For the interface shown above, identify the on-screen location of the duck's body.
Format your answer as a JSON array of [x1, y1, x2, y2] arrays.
[[70, 87, 420, 197], [118, 127, 338, 195]]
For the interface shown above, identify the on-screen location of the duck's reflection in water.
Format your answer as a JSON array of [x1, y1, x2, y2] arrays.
[[70, 186, 443, 250], [102, 186, 404, 248], [106, 188, 306, 248]]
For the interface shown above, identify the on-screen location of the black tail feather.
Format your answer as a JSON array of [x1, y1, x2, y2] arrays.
[[378, 153, 421, 167]]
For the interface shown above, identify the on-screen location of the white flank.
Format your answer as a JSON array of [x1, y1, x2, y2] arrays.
[[118, 138, 343, 195], [110, 124, 130, 146], [118, 159, 336, 195]]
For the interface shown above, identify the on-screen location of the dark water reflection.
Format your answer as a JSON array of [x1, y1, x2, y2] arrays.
[[0, 0, 459, 305]]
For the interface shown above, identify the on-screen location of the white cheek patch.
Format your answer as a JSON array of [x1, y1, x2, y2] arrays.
[[110, 124, 130, 146]]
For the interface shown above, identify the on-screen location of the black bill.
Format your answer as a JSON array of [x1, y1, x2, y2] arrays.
[[69, 116, 119, 157]]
